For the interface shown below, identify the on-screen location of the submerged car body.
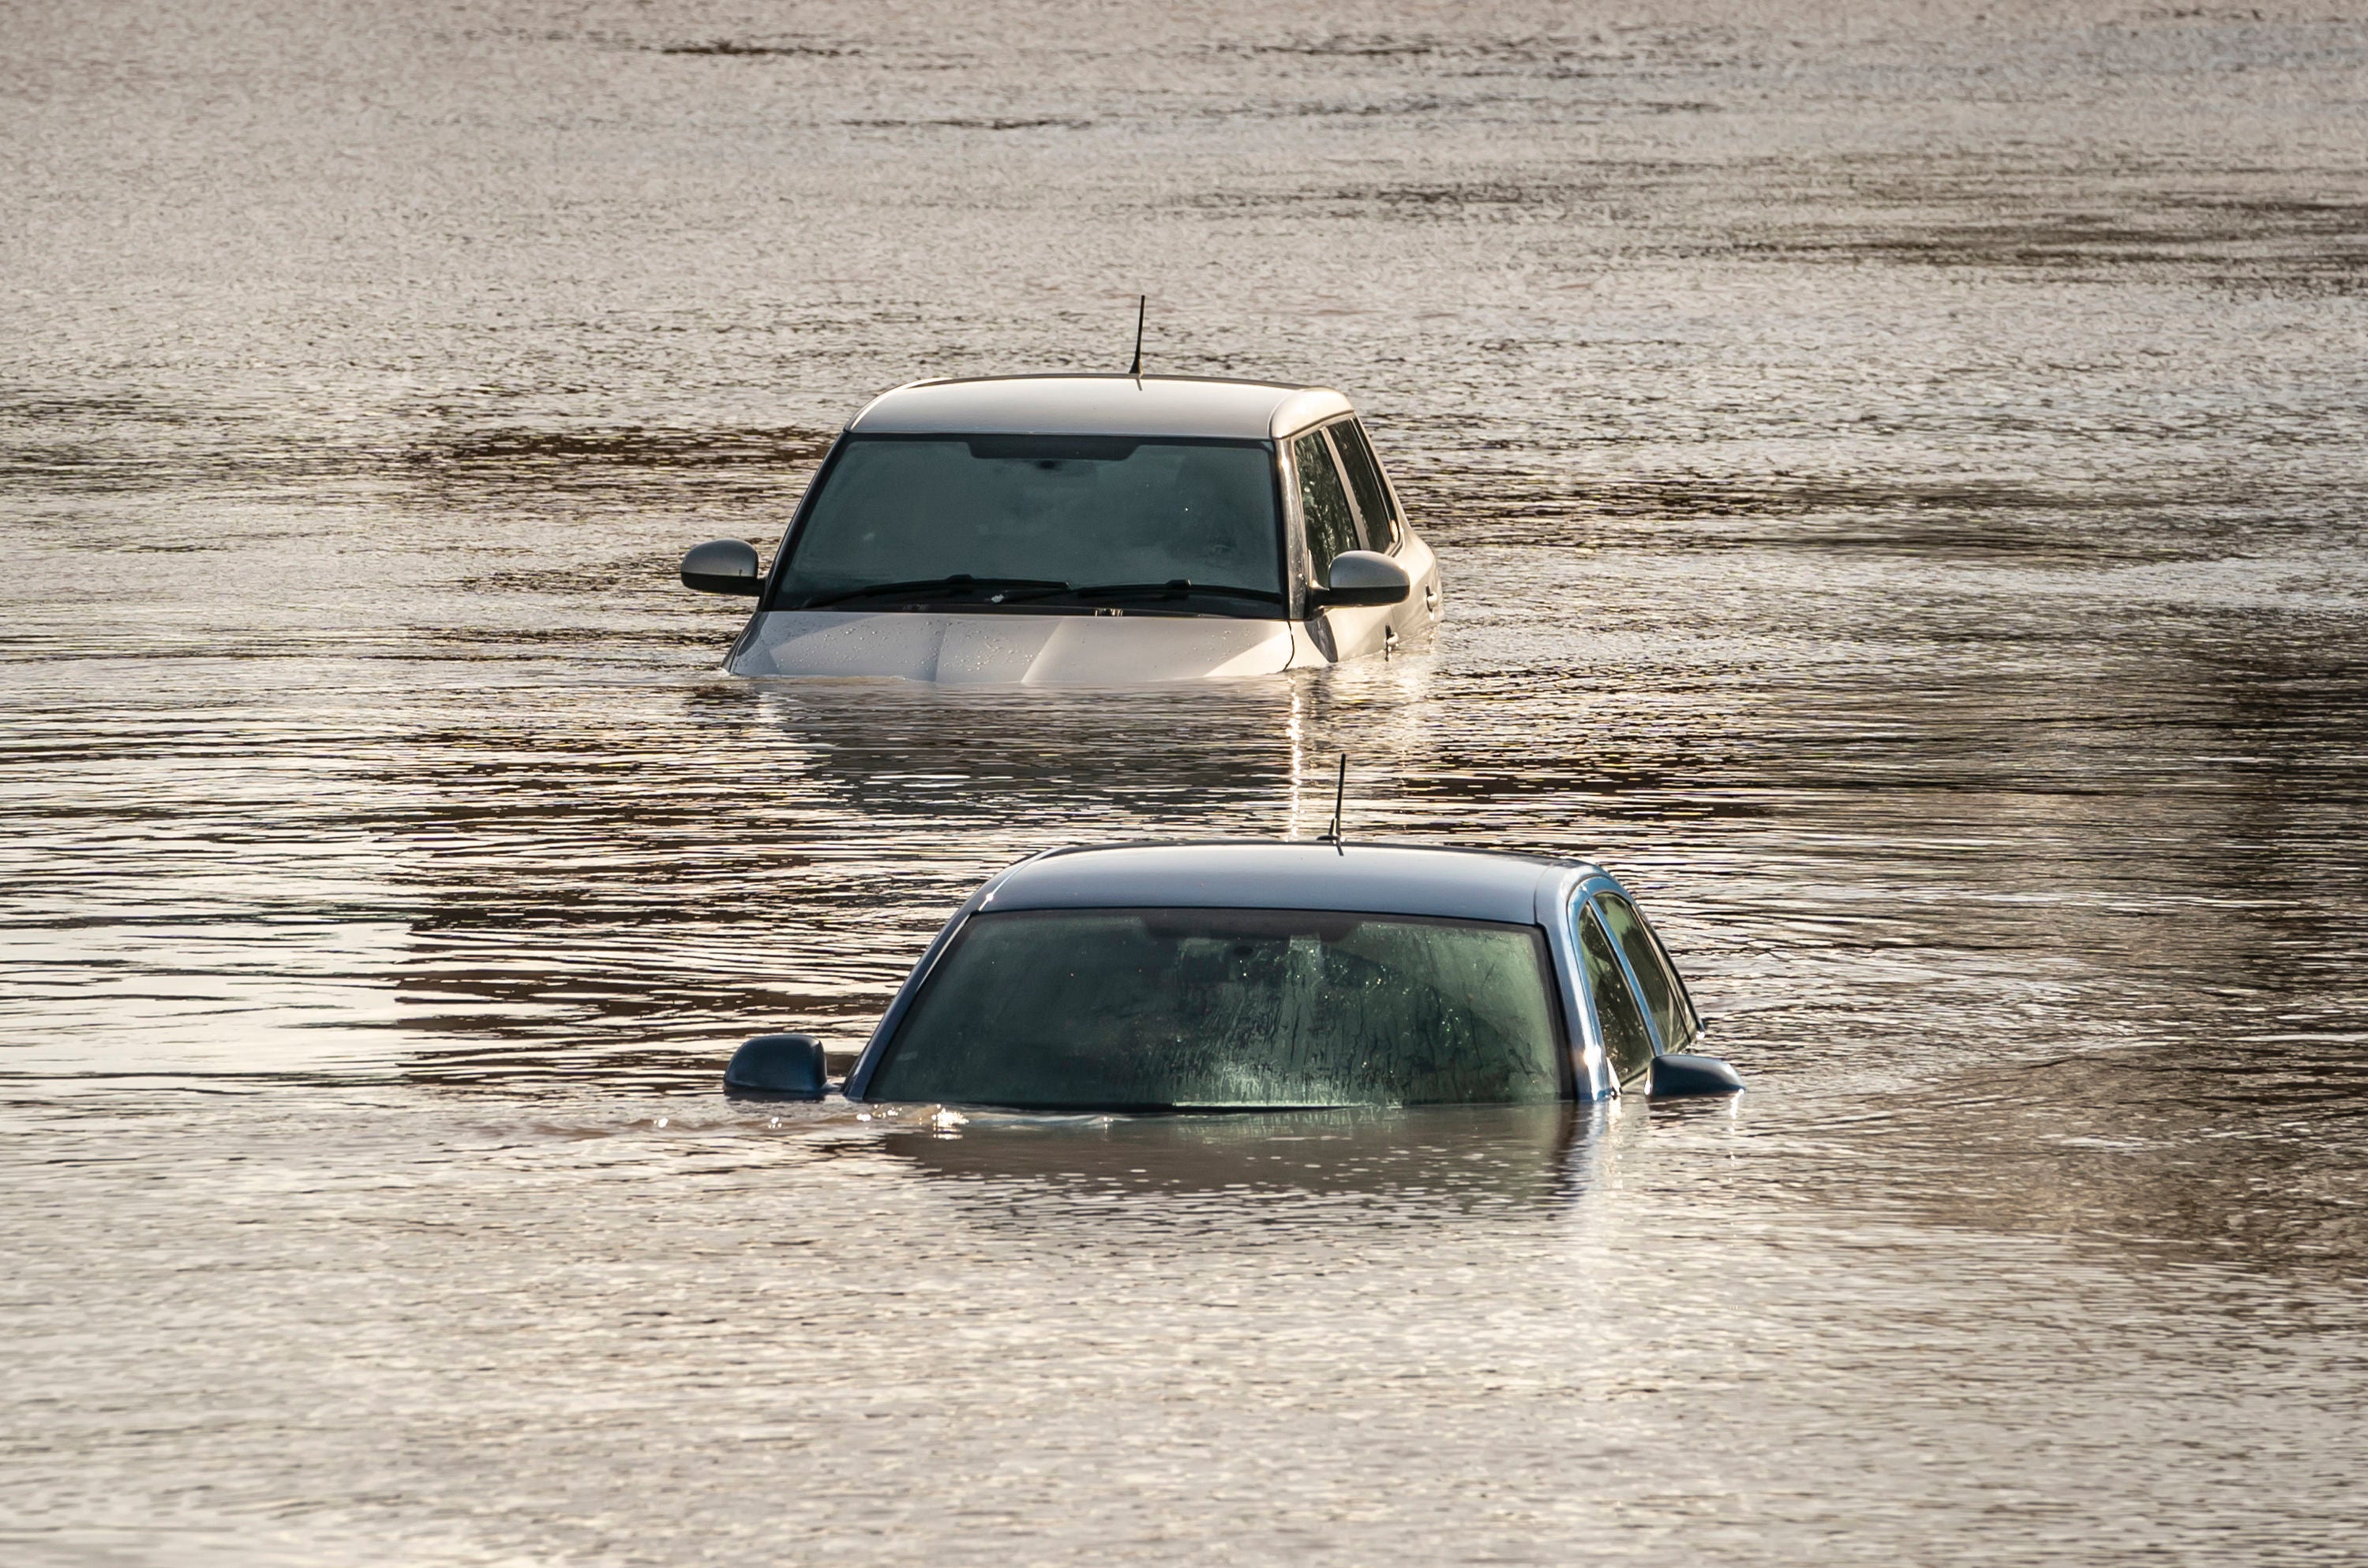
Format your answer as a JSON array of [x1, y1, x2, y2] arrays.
[[680, 376, 1441, 683], [734, 842, 1737, 1110]]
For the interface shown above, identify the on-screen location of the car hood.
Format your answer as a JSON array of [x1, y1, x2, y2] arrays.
[[727, 609, 1295, 685]]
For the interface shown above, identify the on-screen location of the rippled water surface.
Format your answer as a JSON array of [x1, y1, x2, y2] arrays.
[[6, 2, 2367, 1562]]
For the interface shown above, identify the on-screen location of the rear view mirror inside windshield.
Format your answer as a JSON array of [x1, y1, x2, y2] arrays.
[[965, 435, 1143, 462]]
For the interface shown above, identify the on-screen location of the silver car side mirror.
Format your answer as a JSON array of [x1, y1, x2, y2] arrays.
[[681, 538, 763, 596], [1310, 549, 1411, 609]]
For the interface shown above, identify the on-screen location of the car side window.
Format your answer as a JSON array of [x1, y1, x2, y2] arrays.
[[1578, 904, 1656, 1084], [1330, 420, 1399, 552], [1595, 893, 1695, 1052], [1292, 430, 1361, 586]]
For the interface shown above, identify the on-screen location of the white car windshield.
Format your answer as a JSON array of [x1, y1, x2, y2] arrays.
[[771, 436, 1285, 613], [866, 907, 1568, 1110]]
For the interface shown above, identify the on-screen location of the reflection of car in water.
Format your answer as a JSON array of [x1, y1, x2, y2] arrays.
[[679, 375, 1441, 683], [872, 1104, 1601, 1215], [725, 843, 1742, 1106]]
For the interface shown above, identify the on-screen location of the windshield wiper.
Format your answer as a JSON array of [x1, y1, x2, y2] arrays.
[[797, 575, 1071, 609], [1003, 579, 1285, 606]]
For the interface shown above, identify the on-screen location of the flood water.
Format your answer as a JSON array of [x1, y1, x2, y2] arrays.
[[6, 2, 2368, 1562]]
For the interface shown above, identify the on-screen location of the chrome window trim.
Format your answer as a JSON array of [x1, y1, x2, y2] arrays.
[[1323, 417, 1402, 556], [1538, 869, 1613, 1100], [1282, 425, 1357, 621], [1567, 876, 1673, 1092], [1276, 440, 1310, 619], [1355, 417, 1407, 530]]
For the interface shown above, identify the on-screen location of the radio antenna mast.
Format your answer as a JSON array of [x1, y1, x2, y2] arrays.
[[1127, 295, 1146, 380], [1317, 753, 1347, 852]]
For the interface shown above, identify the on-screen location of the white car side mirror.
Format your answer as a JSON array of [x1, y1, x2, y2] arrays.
[[1310, 549, 1411, 608]]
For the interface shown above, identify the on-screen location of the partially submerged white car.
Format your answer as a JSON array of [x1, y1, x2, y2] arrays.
[[679, 375, 1441, 683]]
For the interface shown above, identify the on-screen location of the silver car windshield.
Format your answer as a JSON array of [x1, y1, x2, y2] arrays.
[[772, 436, 1284, 614], [867, 907, 1567, 1110]]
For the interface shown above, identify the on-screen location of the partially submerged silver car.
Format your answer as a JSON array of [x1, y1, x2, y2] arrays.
[[680, 376, 1440, 683], [726, 842, 1742, 1107]]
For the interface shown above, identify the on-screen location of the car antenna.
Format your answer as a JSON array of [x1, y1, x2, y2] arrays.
[[1127, 294, 1146, 380], [1317, 752, 1347, 853]]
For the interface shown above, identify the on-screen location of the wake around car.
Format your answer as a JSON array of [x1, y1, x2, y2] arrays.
[[725, 842, 1744, 1109], [679, 375, 1441, 683]]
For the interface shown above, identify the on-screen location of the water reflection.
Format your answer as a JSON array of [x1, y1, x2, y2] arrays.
[[379, 671, 1457, 1076], [868, 1102, 1607, 1214]]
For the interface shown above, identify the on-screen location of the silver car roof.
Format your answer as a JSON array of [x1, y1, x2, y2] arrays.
[[977, 841, 1607, 926], [848, 375, 1355, 442]]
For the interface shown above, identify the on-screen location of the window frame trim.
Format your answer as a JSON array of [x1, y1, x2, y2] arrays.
[[1325, 416, 1402, 555], [1573, 895, 1661, 1086], [1591, 889, 1701, 1056], [1284, 425, 1366, 601]]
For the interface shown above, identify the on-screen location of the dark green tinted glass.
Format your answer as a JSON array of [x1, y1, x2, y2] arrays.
[[1579, 905, 1656, 1083], [1595, 893, 1695, 1052], [1292, 432, 1361, 584], [869, 908, 1566, 1110]]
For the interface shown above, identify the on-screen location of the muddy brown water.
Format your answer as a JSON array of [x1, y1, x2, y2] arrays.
[[5, 2, 2366, 1562]]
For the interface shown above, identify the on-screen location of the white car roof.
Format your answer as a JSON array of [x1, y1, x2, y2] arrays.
[[848, 375, 1354, 442], [977, 841, 1607, 926]]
